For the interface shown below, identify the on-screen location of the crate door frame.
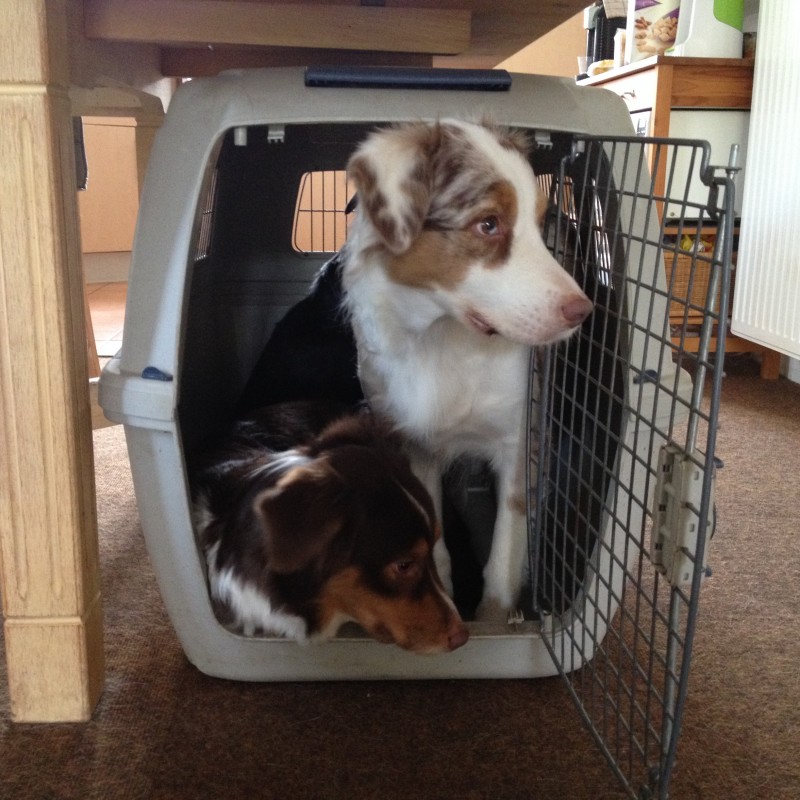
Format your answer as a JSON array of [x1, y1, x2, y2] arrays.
[[529, 135, 732, 800]]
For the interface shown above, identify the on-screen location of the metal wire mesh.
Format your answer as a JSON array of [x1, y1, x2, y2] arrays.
[[530, 136, 734, 800]]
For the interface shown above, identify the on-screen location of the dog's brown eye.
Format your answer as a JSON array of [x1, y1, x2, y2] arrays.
[[389, 558, 421, 583], [474, 216, 503, 238]]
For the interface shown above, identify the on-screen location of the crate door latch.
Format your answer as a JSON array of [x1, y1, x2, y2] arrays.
[[651, 443, 714, 588]]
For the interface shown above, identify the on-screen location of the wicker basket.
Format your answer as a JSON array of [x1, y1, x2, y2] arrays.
[[664, 251, 732, 324]]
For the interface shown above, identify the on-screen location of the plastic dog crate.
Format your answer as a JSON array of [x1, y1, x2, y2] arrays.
[[100, 67, 735, 799]]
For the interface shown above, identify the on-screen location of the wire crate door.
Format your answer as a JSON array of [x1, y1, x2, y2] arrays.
[[530, 136, 734, 800]]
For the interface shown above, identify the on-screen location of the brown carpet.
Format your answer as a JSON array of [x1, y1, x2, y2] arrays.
[[1, 355, 799, 800]]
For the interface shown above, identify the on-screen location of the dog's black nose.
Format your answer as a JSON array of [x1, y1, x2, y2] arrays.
[[562, 295, 593, 327]]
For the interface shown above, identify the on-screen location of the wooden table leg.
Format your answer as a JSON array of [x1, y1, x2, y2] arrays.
[[0, 0, 104, 722]]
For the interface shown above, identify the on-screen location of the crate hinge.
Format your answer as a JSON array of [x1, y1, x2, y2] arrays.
[[651, 443, 714, 588], [267, 124, 285, 144]]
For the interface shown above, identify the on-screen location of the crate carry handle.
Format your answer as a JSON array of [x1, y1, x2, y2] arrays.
[[304, 66, 512, 91]]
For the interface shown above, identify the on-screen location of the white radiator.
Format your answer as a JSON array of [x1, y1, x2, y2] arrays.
[[732, 0, 800, 359]]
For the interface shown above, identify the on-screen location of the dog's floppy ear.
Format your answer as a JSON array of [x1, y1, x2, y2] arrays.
[[255, 461, 347, 574], [347, 123, 439, 254]]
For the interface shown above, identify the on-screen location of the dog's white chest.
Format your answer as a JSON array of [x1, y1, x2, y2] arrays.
[[357, 318, 529, 461], [202, 538, 309, 639]]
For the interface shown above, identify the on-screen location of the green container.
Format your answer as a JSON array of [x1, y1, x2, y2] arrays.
[[669, 0, 745, 58]]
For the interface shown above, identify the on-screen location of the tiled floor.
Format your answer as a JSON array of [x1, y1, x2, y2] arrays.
[[86, 282, 127, 428], [87, 281, 126, 358]]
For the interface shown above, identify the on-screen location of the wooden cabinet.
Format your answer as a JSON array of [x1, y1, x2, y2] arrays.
[[581, 55, 754, 132], [582, 56, 754, 205], [78, 117, 140, 254], [581, 56, 780, 379]]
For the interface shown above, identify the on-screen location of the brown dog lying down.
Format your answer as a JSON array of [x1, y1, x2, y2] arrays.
[[192, 402, 468, 654]]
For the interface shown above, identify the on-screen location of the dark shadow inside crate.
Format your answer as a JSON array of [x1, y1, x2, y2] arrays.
[[534, 150, 627, 615], [178, 123, 372, 458]]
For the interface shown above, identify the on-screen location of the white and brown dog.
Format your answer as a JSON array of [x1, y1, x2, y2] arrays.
[[341, 120, 592, 618]]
